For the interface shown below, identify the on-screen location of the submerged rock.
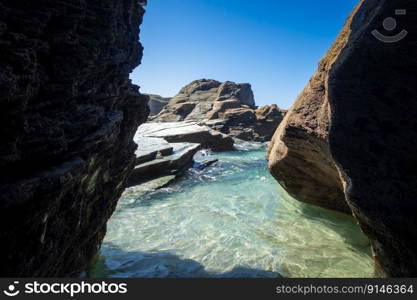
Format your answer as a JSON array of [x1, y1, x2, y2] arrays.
[[0, 1, 148, 276], [152, 79, 286, 142], [268, 0, 417, 277]]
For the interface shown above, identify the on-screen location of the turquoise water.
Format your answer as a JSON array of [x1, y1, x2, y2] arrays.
[[90, 144, 375, 278]]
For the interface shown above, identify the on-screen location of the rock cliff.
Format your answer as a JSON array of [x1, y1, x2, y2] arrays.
[[0, 0, 148, 276], [268, 0, 417, 277]]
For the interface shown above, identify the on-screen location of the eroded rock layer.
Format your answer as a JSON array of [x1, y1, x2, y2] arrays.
[[0, 0, 148, 276], [153, 79, 286, 142]]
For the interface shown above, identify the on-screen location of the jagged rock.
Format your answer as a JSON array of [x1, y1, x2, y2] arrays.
[[152, 79, 285, 142], [268, 0, 417, 277], [210, 104, 286, 142], [128, 121, 231, 187], [0, 0, 148, 277], [129, 142, 201, 185], [134, 137, 173, 165], [145, 94, 170, 116], [137, 122, 234, 152]]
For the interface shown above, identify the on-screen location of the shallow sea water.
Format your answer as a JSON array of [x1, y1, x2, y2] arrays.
[[90, 144, 375, 278]]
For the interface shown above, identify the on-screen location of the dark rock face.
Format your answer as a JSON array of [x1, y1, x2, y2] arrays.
[[328, 0, 417, 277], [145, 94, 170, 116], [153, 79, 285, 142], [267, 4, 353, 214], [269, 0, 417, 277], [0, 0, 149, 276]]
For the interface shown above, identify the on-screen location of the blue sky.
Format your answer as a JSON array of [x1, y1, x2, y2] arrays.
[[131, 0, 358, 108]]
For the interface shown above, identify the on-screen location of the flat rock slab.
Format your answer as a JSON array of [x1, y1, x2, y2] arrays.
[[134, 137, 173, 164], [129, 142, 201, 184]]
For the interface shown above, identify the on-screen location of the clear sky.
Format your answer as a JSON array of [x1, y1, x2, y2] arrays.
[[130, 0, 359, 109]]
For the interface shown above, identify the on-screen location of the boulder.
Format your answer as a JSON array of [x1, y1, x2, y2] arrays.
[[0, 0, 148, 276], [268, 0, 417, 277]]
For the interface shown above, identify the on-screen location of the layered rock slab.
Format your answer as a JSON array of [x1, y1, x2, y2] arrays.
[[268, 0, 417, 277], [267, 6, 352, 214], [0, 0, 148, 276], [145, 94, 171, 116]]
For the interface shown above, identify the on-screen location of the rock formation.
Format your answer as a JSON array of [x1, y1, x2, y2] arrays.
[[0, 0, 148, 276], [266, 11, 350, 213], [268, 0, 417, 277], [206, 104, 286, 142], [146, 94, 170, 116], [153, 79, 286, 142]]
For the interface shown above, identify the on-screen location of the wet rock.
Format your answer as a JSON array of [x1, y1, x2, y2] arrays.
[[0, 0, 148, 276]]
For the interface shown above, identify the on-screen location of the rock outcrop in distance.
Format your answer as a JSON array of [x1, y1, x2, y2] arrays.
[[145, 94, 171, 116], [268, 0, 417, 277], [152, 79, 286, 142], [0, 0, 148, 276]]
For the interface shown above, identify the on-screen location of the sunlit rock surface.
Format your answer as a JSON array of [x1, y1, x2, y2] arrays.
[[152, 79, 286, 142]]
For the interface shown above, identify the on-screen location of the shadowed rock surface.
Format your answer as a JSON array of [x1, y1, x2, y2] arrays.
[[268, 0, 417, 277], [328, 0, 417, 277], [153, 79, 286, 142], [145, 94, 170, 116], [0, 0, 148, 276]]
